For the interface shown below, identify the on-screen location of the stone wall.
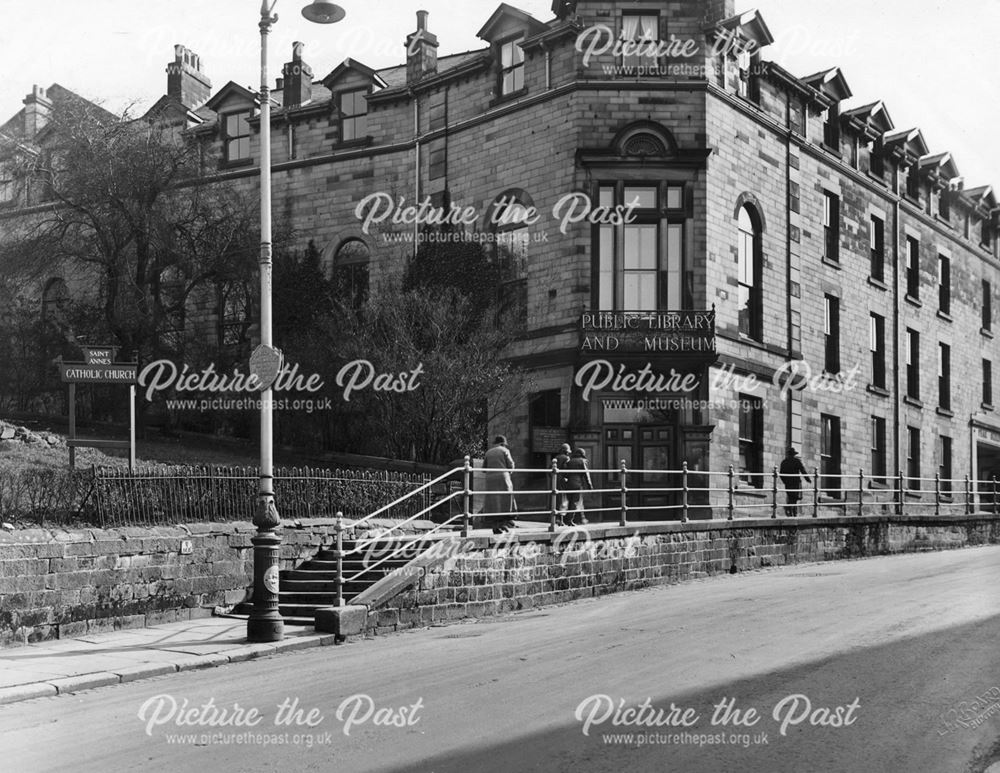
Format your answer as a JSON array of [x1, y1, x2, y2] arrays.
[[0, 519, 344, 647], [364, 515, 1000, 634]]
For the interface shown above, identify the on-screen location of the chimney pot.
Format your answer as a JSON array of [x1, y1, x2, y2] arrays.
[[167, 44, 212, 109], [282, 42, 313, 108], [406, 10, 438, 85]]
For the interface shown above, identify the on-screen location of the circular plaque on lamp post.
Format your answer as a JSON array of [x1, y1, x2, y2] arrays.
[[250, 344, 283, 392]]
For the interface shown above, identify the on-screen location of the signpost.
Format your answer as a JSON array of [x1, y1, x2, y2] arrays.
[[59, 346, 138, 469]]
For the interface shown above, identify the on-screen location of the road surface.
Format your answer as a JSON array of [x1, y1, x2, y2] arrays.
[[3, 546, 1000, 773]]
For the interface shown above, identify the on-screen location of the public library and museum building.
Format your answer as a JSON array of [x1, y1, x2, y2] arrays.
[[3, 0, 999, 516]]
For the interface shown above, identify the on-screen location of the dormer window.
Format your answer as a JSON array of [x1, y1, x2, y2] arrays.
[[905, 166, 920, 200], [339, 89, 368, 142], [223, 110, 251, 163], [499, 36, 525, 96], [621, 13, 659, 70], [823, 105, 840, 150], [869, 140, 885, 178], [938, 190, 950, 221]]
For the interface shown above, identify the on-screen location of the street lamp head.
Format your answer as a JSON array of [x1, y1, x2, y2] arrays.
[[301, 0, 345, 23]]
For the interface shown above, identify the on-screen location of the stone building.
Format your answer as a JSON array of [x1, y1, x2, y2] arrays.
[[2, 0, 999, 515]]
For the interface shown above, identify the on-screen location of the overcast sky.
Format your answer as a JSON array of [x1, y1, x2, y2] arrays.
[[2, 0, 999, 186]]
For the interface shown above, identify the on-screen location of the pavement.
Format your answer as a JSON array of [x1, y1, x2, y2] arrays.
[[0, 616, 334, 706], [3, 546, 999, 773], [0, 519, 548, 708]]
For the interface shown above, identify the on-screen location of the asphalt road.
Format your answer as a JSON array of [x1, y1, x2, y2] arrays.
[[3, 547, 1000, 773]]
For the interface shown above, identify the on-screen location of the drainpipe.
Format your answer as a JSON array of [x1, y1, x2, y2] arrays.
[[892, 176, 901, 478], [411, 88, 420, 261]]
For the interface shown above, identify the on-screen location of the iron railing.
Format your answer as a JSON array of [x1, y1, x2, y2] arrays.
[[324, 458, 1000, 607], [92, 465, 431, 527]]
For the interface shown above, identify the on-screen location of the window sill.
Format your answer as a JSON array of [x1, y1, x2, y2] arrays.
[[903, 194, 921, 207], [867, 480, 890, 490], [936, 310, 953, 323], [983, 403, 995, 412], [734, 487, 767, 498], [936, 407, 954, 418], [982, 328, 994, 339], [821, 256, 841, 270], [866, 170, 886, 185], [935, 215, 952, 227], [868, 276, 888, 290], [867, 384, 890, 397], [219, 158, 254, 170], [490, 87, 528, 107], [904, 490, 922, 499], [904, 294, 922, 308], [903, 396, 923, 408], [332, 136, 373, 150], [821, 143, 842, 158]]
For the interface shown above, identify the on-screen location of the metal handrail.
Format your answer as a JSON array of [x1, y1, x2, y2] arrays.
[[321, 457, 1000, 608]]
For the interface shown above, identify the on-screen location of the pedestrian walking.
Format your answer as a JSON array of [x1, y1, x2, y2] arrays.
[[779, 447, 811, 517], [483, 435, 516, 534], [562, 447, 593, 526], [553, 443, 572, 519]]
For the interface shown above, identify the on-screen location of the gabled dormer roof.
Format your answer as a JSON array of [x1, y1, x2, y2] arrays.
[[712, 9, 775, 49], [477, 3, 548, 42], [919, 151, 960, 181], [803, 67, 852, 102], [322, 58, 388, 91], [143, 95, 205, 127], [964, 185, 998, 211], [204, 81, 258, 113], [843, 100, 894, 138], [883, 128, 929, 161]]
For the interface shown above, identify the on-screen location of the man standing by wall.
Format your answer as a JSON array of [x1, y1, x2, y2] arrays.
[[779, 447, 811, 517], [483, 435, 516, 534]]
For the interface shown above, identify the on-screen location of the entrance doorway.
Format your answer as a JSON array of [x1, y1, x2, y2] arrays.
[[603, 425, 677, 518], [976, 442, 1000, 513]]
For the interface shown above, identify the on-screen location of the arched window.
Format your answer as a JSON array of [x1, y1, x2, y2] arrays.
[[41, 278, 69, 321], [332, 238, 370, 310], [737, 205, 762, 340]]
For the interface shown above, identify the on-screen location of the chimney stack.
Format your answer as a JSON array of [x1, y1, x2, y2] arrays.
[[23, 85, 52, 139], [406, 10, 439, 85], [704, 0, 736, 25], [282, 42, 314, 108], [167, 45, 212, 109]]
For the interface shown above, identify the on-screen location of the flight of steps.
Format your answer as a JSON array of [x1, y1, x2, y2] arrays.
[[235, 538, 415, 625]]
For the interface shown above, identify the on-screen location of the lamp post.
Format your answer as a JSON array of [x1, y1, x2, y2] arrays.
[[248, 0, 345, 643]]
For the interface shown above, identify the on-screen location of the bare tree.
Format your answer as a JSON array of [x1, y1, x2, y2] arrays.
[[0, 101, 259, 366]]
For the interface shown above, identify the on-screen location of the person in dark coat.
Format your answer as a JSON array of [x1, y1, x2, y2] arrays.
[[779, 447, 811, 517], [563, 448, 593, 526], [553, 443, 572, 518], [483, 435, 516, 533]]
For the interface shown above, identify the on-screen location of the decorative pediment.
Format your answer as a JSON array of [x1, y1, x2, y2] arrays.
[[204, 82, 258, 114], [711, 10, 775, 49], [477, 3, 548, 43], [322, 58, 388, 91], [843, 101, 894, 139], [613, 121, 677, 157], [803, 67, 852, 102], [964, 185, 998, 212], [919, 152, 960, 183], [883, 128, 929, 163]]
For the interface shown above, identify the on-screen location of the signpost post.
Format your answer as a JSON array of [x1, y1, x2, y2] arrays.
[[59, 346, 138, 469]]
